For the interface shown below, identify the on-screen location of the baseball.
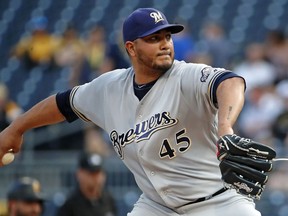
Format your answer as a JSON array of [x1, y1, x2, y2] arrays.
[[2, 152, 15, 165]]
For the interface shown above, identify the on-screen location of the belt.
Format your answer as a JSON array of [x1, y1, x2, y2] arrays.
[[181, 187, 228, 207]]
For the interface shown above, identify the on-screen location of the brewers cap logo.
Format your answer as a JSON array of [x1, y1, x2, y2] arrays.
[[21, 176, 41, 193], [32, 180, 41, 193], [150, 11, 164, 23]]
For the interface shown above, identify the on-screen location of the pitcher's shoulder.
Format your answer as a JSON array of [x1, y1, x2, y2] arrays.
[[172, 60, 210, 75], [95, 67, 133, 83], [173, 60, 208, 71]]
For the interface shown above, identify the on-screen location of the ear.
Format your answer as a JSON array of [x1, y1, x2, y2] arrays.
[[125, 41, 136, 56], [8, 200, 16, 213]]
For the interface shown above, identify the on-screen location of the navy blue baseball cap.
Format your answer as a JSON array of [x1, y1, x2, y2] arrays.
[[123, 8, 184, 43], [78, 152, 103, 172], [7, 177, 45, 202]]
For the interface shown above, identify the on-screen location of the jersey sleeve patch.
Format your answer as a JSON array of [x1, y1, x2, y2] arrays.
[[200, 67, 212, 82], [200, 67, 229, 83], [70, 86, 91, 122]]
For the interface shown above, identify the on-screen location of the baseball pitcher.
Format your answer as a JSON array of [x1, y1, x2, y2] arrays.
[[0, 8, 276, 216]]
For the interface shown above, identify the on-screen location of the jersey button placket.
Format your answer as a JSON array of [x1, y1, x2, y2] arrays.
[[137, 106, 143, 119]]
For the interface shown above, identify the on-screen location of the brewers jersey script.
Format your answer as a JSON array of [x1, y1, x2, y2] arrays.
[[70, 60, 228, 209]]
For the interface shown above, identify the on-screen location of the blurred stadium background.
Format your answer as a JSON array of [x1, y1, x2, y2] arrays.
[[0, 0, 288, 215]]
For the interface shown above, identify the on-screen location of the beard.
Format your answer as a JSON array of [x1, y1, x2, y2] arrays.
[[152, 59, 173, 73], [137, 51, 174, 74]]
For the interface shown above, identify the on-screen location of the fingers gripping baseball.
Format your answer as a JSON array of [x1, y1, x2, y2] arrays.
[[216, 134, 276, 199], [0, 127, 23, 166]]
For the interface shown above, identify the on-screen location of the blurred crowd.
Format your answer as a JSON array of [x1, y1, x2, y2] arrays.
[[9, 16, 130, 88], [1, 152, 117, 216], [0, 15, 287, 215]]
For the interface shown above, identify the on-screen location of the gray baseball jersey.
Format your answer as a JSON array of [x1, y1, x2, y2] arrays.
[[70, 60, 228, 209]]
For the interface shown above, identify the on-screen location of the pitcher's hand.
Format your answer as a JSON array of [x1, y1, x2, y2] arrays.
[[0, 126, 23, 166]]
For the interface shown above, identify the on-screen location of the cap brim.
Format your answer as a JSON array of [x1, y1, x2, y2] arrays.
[[9, 194, 45, 202], [25, 197, 45, 202], [30, 194, 45, 202], [83, 167, 102, 172], [139, 24, 184, 38]]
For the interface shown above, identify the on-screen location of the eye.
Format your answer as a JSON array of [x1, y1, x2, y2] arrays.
[[166, 34, 172, 40], [147, 36, 158, 42]]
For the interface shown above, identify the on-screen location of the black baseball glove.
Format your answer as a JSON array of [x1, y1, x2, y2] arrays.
[[216, 134, 276, 199]]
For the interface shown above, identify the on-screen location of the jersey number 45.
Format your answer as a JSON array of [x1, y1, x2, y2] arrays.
[[159, 129, 191, 159]]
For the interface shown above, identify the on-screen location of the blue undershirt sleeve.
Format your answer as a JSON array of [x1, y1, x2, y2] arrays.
[[56, 89, 79, 123]]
